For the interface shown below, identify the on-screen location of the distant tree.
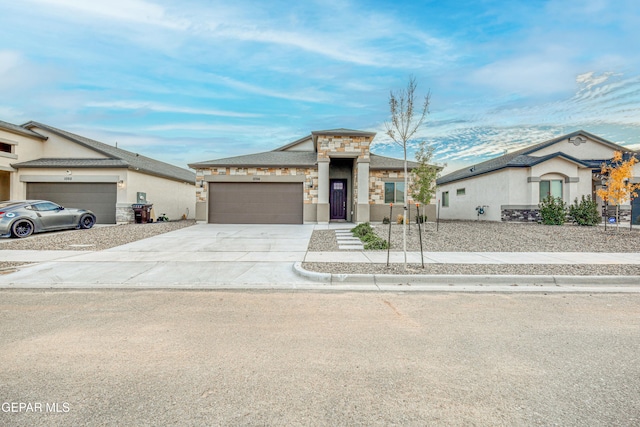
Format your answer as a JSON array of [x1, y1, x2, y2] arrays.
[[596, 151, 640, 230], [385, 76, 430, 269]]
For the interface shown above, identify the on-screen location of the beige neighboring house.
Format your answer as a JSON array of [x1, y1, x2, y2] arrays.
[[189, 128, 432, 224], [436, 130, 640, 222], [0, 120, 195, 223]]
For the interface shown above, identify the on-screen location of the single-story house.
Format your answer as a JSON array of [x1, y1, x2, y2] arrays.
[[436, 130, 640, 222], [189, 128, 432, 224], [0, 120, 195, 223]]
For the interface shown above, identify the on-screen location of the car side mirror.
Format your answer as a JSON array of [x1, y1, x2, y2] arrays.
[[59, 206, 65, 210]]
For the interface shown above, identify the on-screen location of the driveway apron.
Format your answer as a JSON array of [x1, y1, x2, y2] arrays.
[[0, 224, 318, 288]]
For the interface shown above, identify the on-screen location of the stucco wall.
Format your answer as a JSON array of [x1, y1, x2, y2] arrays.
[[0, 128, 44, 172], [438, 169, 510, 221], [29, 127, 109, 159], [126, 170, 195, 221], [533, 136, 621, 159]]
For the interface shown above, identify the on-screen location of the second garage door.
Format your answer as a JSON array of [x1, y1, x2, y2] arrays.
[[26, 182, 117, 224], [208, 182, 303, 224]]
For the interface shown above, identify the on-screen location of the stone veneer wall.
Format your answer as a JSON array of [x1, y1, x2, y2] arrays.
[[501, 208, 541, 222], [369, 170, 413, 204], [501, 206, 631, 222], [195, 167, 318, 204], [116, 204, 135, 223], [316, 135, 371, 160]]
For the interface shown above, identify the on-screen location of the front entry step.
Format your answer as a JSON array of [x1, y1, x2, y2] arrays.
[[334, 229, 364, 250]]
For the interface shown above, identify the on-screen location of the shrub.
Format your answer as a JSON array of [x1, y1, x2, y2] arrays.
[[396, 214, 404, 224], [382, 216, 390, 224], [351, 222, 373, 238], [415, 214, 427, 224], [538, 196, 568, 225], [350, 222, 389, 250], [569, 195, 600, 226], [364, 236, 389, 250]]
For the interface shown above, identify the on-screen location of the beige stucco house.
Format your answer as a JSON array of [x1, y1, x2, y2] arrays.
[[436, 130, 640, 222], [0, 120, 195, 223], [189, 129, 431, 224]]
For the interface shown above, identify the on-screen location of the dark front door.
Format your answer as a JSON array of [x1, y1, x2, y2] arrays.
[[330, 179, 347, 220]]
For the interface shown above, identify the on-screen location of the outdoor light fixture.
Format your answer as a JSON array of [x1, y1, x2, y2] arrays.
[[118, 180, 125, 188]]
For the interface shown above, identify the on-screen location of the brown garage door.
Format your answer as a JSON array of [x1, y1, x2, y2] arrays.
[[27, 182, 117, 224], [209, 182, 303, 224]]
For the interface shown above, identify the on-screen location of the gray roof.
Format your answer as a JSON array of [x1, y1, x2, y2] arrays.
[[12, 158, 130, 168], [370, 154, 419, 170], [311, 128, 376, 137], [437, 130, 632, 185], [21, 121, 195, 183], [0, 119, 47, 140], [189, 151, 318, 168], [188, 151, 418, 171]]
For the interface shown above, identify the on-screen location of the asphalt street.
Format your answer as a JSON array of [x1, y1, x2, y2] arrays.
[[1, 290, 639, 426]]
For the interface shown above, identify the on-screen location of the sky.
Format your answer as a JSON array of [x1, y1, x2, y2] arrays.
[[1, 0, 639, 174]]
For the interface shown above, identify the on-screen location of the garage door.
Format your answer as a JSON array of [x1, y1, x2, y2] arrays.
[[209, 182, 303, 224], [27, 182, 117, 224]]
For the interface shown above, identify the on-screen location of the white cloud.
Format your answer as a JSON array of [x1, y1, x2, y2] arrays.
[[24, 0, 188, 29], [86, 101, 262, 118]]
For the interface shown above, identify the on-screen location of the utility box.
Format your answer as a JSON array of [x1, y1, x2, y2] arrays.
[[132, 203, 153, 224]]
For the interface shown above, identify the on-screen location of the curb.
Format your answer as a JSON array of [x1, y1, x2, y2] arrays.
[[292, 262, 640, 288]]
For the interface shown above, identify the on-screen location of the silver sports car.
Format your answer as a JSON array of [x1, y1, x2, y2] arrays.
[[0, 200, 96, 238]]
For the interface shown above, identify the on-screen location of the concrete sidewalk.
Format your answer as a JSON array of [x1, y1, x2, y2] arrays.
[[0, 223, 639, 291]]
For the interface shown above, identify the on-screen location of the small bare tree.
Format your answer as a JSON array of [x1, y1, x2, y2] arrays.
[[385, 76, 431, 269]]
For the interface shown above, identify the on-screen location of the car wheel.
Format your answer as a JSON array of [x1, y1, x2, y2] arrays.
[[79, 214, 96, 229], [11, 219, 34, 238]]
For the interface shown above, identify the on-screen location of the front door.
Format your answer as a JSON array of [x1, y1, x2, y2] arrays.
[[330, 179, 347, 220]]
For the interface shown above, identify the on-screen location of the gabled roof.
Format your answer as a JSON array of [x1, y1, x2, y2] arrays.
[[0, 119, 47, 140], [21, 121, 195, 184], [188, 151, 318, 169], [12, 158, 130, 168], [272, 135, 313, 152], [437, 130, 634, 185]]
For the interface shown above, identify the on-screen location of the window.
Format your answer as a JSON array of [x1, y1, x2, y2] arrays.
[[384, 182, 405, 203], [456, 188, 466, 196], [32, 202, 62, 211], [540, 180, 563, 201], [442, 191, 449, 207], [0, 143, 11, 153]]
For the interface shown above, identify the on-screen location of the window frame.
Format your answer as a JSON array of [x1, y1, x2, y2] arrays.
[[384, 181, 405, 204], [442, 191, 449, 207], [539, 179, 563, 202]]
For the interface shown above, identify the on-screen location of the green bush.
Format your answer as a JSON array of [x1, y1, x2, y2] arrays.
[[364, 236, 389, 250], [382, 216, 390, 224], [351, 222, 373, 238], [569, 195, 600, 226], [538, 196, 567, 225], [415, 214, 427, 224], [350, 222, 389, 250]]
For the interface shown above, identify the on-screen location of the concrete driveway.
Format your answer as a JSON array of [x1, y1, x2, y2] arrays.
[[0, 224, 318, 288]]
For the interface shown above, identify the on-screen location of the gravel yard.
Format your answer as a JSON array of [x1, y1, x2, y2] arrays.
[[309, 221, 640, 252], [305, 221, 640, 276], [0, 220, 195, 269]]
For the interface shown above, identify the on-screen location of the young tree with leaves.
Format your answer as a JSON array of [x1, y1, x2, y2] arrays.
[[384, 76, 431, 269], [411, 142, 440, 207], [596, 151, 640, 230]]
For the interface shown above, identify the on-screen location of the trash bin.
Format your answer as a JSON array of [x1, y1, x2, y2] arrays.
[[132, 203, 153, 224]]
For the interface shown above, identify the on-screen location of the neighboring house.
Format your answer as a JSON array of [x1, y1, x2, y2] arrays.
[[189, 129, 432, 224], [436, 130, 640, 222], [0, 120, 195, 224]]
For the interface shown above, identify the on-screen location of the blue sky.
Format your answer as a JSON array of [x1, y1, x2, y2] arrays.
[[1, 0, 639, 174]]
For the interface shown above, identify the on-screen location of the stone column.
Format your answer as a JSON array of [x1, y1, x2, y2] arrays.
[[356, 158, 370, 223], [317, 158, 330, 223]]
